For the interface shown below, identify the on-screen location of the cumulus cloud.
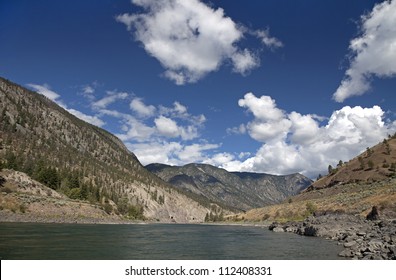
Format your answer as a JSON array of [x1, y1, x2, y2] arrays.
[[116, 0, 280, 84], [130, 97, 156, 118], [27, 83, 105, 127], [238, 93, 290, 142], [100, 97, 205, 144], [155, 116, 180, 138], [222, 92, 394, 178], [126, 141, 219, 166], [333, 0, 396, 102]]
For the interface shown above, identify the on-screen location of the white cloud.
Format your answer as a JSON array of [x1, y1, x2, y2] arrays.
[[67, 108, 105, 127], [238, 93, 291, 142], [154, 115, 200, 140], [126, 141, 219, 166], [27, 83, 105, 127], [231, 49, 259, 75], [92, 90, 128, 109], [100, 109, 155, 142], [117, 0, 266, 84], [226, 123, 246, 135], [159, 101, 206, 125], [238, 93, 285, 121], [154, 116, 180, 138], [254, 28, 283, 49], [333, 0, 396, 102], [82, 85, 95, 94], [221, 92, 394, 178], [126, 141, 183, 165], [102, 98, 204, 142], [177, 143, 220, 163], [203, 152, 235, 166], [27, 83, 61, 102], [130, 97, 156, 118]]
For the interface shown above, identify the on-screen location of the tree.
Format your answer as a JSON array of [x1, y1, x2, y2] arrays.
[[4, 151, 18, 170], [328, 165, 333, 175], [385, 143, 391, 155], [80, 183, 88, 200], [358, 157, 365, 170]]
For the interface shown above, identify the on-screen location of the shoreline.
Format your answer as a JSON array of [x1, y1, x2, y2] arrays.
[[268, 213, 396, 260], [0, 210, 271, 227]]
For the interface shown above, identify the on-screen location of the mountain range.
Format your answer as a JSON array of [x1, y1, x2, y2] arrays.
[[146, 163, 311, 211], [0, 76, 311, 222]]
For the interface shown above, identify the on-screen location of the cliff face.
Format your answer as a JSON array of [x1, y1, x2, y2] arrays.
[[146, 163, 312, 211], [0, 77, 209, 222]]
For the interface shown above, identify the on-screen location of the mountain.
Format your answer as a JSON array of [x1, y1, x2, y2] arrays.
[[146, 163, 312, 211], [236, 136, 396, 222], [0, 77, 209, 222]]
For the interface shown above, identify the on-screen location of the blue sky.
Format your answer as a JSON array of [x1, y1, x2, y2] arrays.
[[1, 0, 396, 178]]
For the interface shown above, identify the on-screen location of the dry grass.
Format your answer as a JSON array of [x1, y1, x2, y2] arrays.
[[234, 178, 396, 222]]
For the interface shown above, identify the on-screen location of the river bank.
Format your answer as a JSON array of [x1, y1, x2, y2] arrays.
[[269, 213, 396, 260]]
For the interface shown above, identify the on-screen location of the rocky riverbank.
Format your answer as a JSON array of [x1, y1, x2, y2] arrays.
[[269, 213, 396, 260]]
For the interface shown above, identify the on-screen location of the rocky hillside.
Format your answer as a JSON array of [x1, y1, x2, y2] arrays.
[[0, 77, 209, 222], [309, 137, 396, 190], [146, 163, 312, 211]]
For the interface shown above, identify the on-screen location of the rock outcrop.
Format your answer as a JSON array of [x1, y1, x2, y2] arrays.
[[269, 214, 396, 260]]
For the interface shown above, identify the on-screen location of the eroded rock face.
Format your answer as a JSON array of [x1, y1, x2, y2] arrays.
[[269, 214, 396, 260]]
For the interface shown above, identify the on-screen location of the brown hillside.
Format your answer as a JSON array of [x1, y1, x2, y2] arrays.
[[231, 137, 396, 223], [309, 137, 396, 190]]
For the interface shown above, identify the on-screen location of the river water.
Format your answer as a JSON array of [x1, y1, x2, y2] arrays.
[[0, 222, 343, 259]]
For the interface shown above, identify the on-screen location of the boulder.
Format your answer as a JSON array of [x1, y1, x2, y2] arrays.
[[272, 226, 285, 233], [366, 206, 379, 221]]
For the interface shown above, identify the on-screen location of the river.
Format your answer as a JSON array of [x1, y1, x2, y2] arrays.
[[0, 222, 343, 259]]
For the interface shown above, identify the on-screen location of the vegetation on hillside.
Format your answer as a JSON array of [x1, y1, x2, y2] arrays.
[[0, 77, 207, 221]]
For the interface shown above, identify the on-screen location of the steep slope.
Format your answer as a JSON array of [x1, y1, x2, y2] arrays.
[[309, 137, 396, 190], [0, 77, 209, 222], [146, 163, 312, 211], [236, 136, 396, 223]]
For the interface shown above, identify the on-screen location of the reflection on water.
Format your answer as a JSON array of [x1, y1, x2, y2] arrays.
[[0, 223, 342, 259]]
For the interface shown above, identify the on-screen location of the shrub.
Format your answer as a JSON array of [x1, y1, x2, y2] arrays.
[[305, 202, 317, 215], [2, 187, 13, 194], [68, 188, 81, 200], [262, 214, 270, 221], [19, 203, 27, 213], [103, 203, 113, 214]]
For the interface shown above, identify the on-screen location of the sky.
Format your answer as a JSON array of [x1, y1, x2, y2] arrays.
[[1, 0, 396, 179]]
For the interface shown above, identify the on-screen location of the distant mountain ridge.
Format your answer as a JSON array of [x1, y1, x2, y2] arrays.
[[146, 163, 312, 211]]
